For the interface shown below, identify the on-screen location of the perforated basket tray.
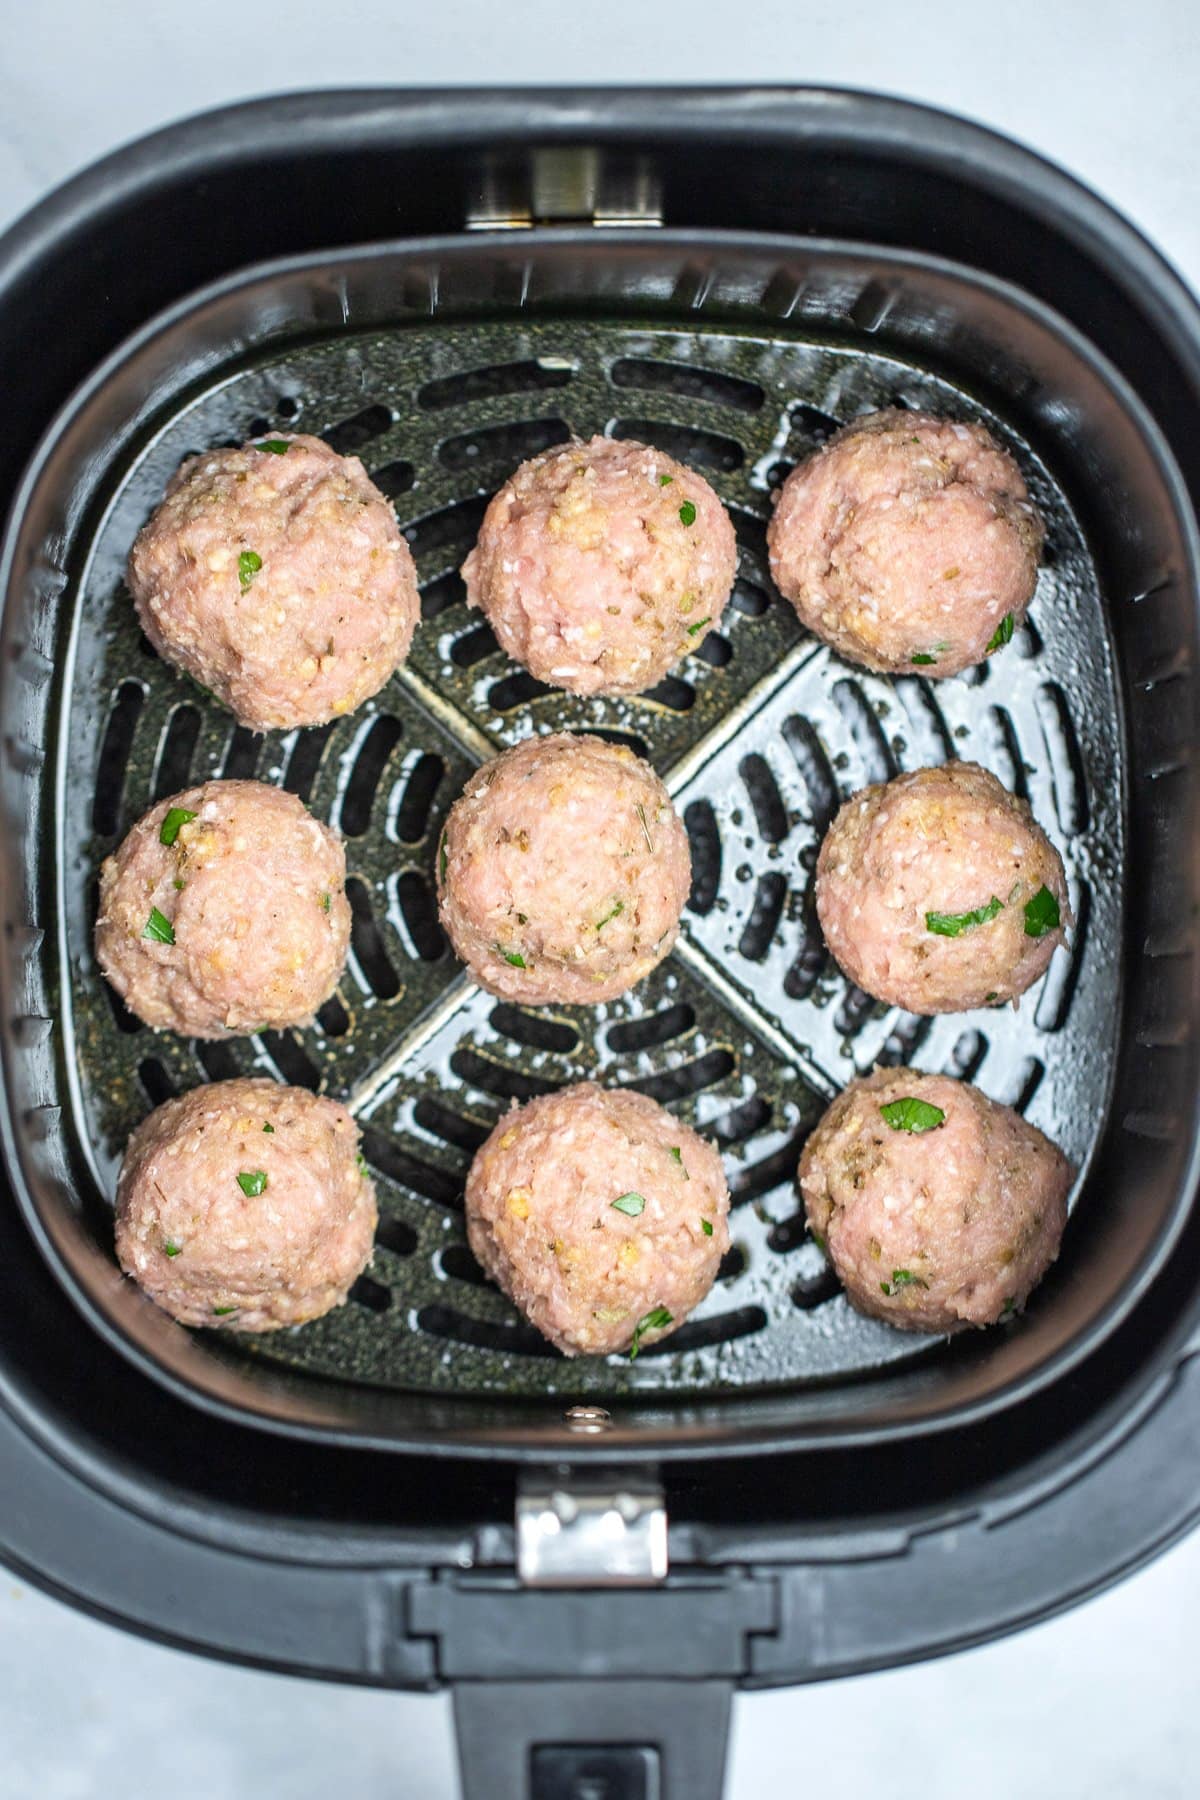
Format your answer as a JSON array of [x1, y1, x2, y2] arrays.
[[4, 225, 1194, 1453]]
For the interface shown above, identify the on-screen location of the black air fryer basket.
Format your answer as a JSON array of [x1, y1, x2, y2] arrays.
[[2, 89, 1200, 1800]]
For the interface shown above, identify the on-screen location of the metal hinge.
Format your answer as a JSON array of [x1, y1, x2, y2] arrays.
[[467, 147, 663, 231], [516, 1467, 668, 1587]]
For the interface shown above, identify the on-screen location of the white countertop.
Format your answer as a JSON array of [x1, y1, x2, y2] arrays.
[[1, 4, 1197, 1796]]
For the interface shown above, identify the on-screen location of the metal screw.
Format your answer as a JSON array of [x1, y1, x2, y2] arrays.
[[564, 1405, 612, 1434]]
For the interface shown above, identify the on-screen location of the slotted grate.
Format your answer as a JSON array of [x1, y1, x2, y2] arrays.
[[58, 315, 1122, 1397]]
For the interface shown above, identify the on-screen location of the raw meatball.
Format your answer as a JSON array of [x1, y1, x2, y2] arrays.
[[95, 779, 351, 1037], [437, 733, 691, 1005], [115, 1077, 377, 1331], [815, 761, 1070, 1014], [800, 1068, 1072, 1332], [466, 1083, 730, 1356], [461, 435, 737, 695], [767, 409, 1044, 676], [127, 433, 419, 730]]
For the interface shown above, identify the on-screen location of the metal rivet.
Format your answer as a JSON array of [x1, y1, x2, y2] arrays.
[[564, 1405, 612, 1434]]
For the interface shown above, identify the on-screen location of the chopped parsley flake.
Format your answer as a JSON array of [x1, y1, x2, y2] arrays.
[[987, 613, 1015, 653], [1002, 1296, 1017, 1317], [658, 473, 673, 486], [499, 947, 527, 968], [596, 900, 625, 930], [213, 1305, 237, 1317], [611, 1191, 646, 1217], [629, 1305, 673, 1359], [911, 652, 937, 666], [810, 1229, 826, 1252], [685, 616, 712, 637], [1023, 885, 1061, 938], [262, 1122, 275, 1133], [142, 907, 175, 945], [889, 1269, 924, 1288], [238, 550, 262, 591], [159, 806, 196, 847], [926, 895, 1004, 937], [257, 439, 291, 454], [164, 1241, 182, 1257], [879, 1096, 946, 1134], [236, 1170, 268, 1197], [320, 892, 332, 913], [356, 1151, 368, 1176], [700, 1218, 714, 1236], [668, 1145, 689, 1181], [678, 500, 697, 528]]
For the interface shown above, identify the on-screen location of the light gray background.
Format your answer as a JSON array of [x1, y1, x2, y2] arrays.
[[1, 3, 1197, 1796]]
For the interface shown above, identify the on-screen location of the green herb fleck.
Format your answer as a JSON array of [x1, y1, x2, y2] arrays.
[[810, 1229, 826, 1253], [629, 1304, 673, 1359], [678, 500, 697, 528], [142, 907, 175, 945], [911, 652, 937, 667], [213, 1305, 237, 1317], [668, 1145, 689, 1181], [1023, 884, 1061, 938], [636, 802, 654, 853], [159, 805, 196, 847], [880, 1281, 892, 1295], [889, 1268, 925, 1288], [499, 946, 527, 969], [257, 439, 291, 454], [985, 991, 999, 1004], [356, 1151, 368, 1177], [236, 1170, 268, 1197], [262, 1122, 275, 1133], [173, 878, 186, 891], [925, 895, 1004, 937], [658, 473, 673, 486], [238, 549, 262, 591], [517, 912, 528, 924], [700, 1218, 714, 1236], [439, 832, 448, 883], [320, 892, 332, 913], [685, 616, 712, 638], [596, 900, 625, 930], [879, 1096, 946, 1134], [986, 613, 1015, 653], [164, 1241, 182, 1258], [1001, 1296, 1017, 1317], [611, 1191, 646, 1217]]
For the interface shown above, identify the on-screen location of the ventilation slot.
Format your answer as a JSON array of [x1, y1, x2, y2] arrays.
[[1036, 682, 1089, 836], [718, 1244, 746, 1281], [93, 682, 145, 836], [609, 358, 764, 413], [1008, 1056, 1045, 1115], [788, 403, 842, 443], [346, 877, 401, 999], [642, 675, 695, 712], [491, 1004, 580, 1055], [394, 753, 444, 843], [728, 1139, 804, 1207], [395, 870, 445, 962], [609, 419, 744, 472], [438, 418, 570, 471], [371, 459, 415, 500], [104, 983, 143, 1036], [340, 716, 403, 837], [834, 984, 880, 1040], [325, 403, 394, 455], [450, 1047, 560, 1103], [258, 1032, 321, 1091], [986, 705, 1029, 803], [730, 577, 770, 618], [489, 670, 554, 711], [138, 1058, 175, 1107], [738, 872, 787, 963], [421, 571, 467, 619], [451, 623, 500, 668], [946, 1029, 987, 1082], [684, 799, 721, 915], [375, 1215, 419, 1258], [316, 993, 351, 1038], [624, 1048, 735, 1105], [439, 1243, 489, 1286], [693, 631, 732, 668], [571, 727, 651, 761], [767, 1212, 812, 1255], [832, 679, 897, 787], [359, 1127, 464, 1208], [783, 907, 827, 1002], [152, 704, 202, 802], [1035, 880, 1089, 1032], [893, 677, 954, 766], [402, 494, 489, 558], [195, 1041, 243, 1082], [709, 1094, 771, 1147], [782, 716, 839, 834], [418, 360, 574, 410], [607, 1002, 696, 1055], [413, 1095, 490, 1154], [281, 722, 334, 801], [417, 1303, 561, 1359], [220, 726, 260, 781], [791, 1265, 842, 1309], [636, 1306, 766, 1357], [740, 753, 789, 844], [877, 1012, 934, 1068], [349, 1275, 392, 1314]]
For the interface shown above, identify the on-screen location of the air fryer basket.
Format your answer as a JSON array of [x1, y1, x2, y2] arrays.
[[2, 88, 1200, 1800]]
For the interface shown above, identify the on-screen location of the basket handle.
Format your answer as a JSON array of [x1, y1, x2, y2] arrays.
[[453, 1676, 733, 1800]]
